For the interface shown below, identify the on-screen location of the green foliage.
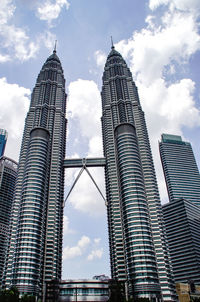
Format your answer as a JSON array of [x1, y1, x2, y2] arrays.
[[20, 294, 36, 302], [108, 280, 126, 302], [191, 298, 200, 302], [0, 288, 37, 302], [0, 286, 19, 302]]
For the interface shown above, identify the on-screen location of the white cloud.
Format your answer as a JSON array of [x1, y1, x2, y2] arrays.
[[94, 50, 106, 69], [66, 79, 106, 215], [39, 31, 57, 51], [149, 0, 200, 13], [94, 238, 101, 245], [0, 0, 15, 25], [0, 1, 57, 62], [1, 25, 39, 61], [0, 77, 30, 161], [63, 235, 90, 260], [0, 54, 10, 63], [88, 136, 103, 157], [115, 11, 200, 86], [67, 167, 106, 216], [0, 0, 38, 62], [68, 79, 102, 140], [0, 0, 38, 61], [36, 0, 70, 25], [87, 248, 103, 261], [63, 215, 74, 235]]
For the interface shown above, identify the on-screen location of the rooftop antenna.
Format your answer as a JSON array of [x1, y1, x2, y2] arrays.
[[111, 36, 114, 49], [53, 40, 57, 53]]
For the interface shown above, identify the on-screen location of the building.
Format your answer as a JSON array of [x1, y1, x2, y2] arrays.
[[0, 156, 18, 285], [159, 134, 200, 205], [0, 129, 8, 157], [3, 49, 67, 299], [101, 45, 176, 300], [162, 198, 200, 285], [47, 279, 109, 302], [93, 275, 109, 281]]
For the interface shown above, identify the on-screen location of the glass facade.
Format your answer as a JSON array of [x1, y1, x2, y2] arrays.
[[0, 157, 17, 285], [101, 46, 176, 300], [159, 134, 200, 205], [3, 50, 67, 298], [162, 198, 200, 284], [0, 129, 8, 157], [58, 279, 109, 302]]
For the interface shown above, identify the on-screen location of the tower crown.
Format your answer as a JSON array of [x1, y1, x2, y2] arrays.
[[107, 47, 122, 59], [46, 50, 61, 64]]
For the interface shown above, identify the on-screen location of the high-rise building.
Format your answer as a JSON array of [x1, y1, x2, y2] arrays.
[[162, 198, 200, 284], [0, 129, 8, 157], [101, 45, 176, 300], [159, 134, 200, 205], [0, 156, 18, 285], [3, 49, 67, 299]]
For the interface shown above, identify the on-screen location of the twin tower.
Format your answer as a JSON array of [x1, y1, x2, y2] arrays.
[[3, 46, 177, 301]]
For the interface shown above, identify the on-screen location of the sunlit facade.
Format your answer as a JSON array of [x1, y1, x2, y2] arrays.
[[101, 46, 176, 301], [159, 134, 200, 205], [3, 50, 67, 299]]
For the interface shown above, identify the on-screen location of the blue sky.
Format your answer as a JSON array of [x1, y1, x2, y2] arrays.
[[1, 0, 200, 280]]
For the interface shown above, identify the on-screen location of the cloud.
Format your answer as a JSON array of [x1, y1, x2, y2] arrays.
[[66, 79, 106, 215], [149, 0, 200, 13], [0, 77, 30, 161], [0, 0, 38, 61], [1, 25, 39, 61], [67, 167, 106, 216], [0, 54, 10, 63], [0, 1, 57, 62], [36, 0, 70, 25], [63, 215, 74, 235], [94, 238, 101, 245], [0, 0, 15, 25], [63, 235, 90, 260], [115, 11, 200, 86], [94, 50, 106, 69], [68, 79, 102, 140], [86, 237, 103, 261], [87, 248, 103, 261], [38, 31, 57, 51]]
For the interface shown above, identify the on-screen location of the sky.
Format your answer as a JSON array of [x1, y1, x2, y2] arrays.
[[0, 0, 200, 280]]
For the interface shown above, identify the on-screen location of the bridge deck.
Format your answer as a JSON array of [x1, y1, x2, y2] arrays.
[[64, 157, 106, 168]]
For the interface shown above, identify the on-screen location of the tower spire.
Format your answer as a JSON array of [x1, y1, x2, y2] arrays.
[[111, 36, 114, 49], [53, 40, 57, 53]]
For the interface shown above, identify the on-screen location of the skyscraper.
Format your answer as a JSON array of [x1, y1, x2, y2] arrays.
[[159, 134, 200, 205], [101, 45, 176, 300], [0, 156, 18, 285], [0, 129, 8, 157], [162, 198, 200, 284], [3, 49, 67, 299]]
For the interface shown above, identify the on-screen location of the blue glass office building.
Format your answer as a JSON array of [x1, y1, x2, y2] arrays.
[[0, 129, 8, 157], [159, 134, 200, 205], [162, 198, 200, 284], [0, 156, 18, 285]]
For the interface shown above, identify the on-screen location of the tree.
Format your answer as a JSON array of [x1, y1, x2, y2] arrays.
[[0, 286, 19, 302], [20, 294, 36, 302], [108, 280, 126, 302]]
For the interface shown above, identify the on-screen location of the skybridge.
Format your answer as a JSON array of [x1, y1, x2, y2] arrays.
[[64, 157, 107, 206]]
